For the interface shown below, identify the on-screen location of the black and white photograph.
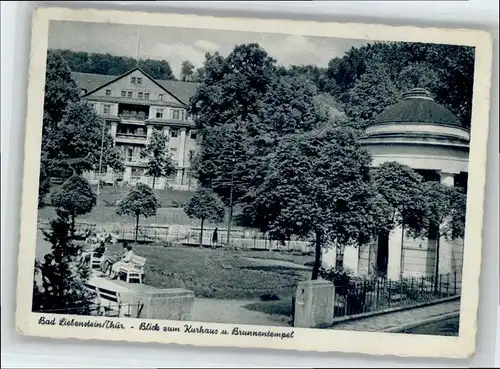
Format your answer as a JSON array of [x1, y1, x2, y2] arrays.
[[15, 8, 493, 358]]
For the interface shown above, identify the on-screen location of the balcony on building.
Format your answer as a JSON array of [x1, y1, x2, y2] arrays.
[[115, 125, 147, 145], [118, 103, 150, 125]]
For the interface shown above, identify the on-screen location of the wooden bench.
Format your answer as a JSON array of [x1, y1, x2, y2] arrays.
[[89, 251, 103, 270], [85, 283, 140, 317], [119, 255, 146, 284]]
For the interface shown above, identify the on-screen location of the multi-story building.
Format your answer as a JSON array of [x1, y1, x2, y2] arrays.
[[72, 67, 200, 191]]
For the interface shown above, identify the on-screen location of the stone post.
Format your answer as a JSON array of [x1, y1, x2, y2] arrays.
[[293, 280, 335, 328]]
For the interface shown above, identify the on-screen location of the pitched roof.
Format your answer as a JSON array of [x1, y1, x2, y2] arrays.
[[374, 88, 463, 128], [70, 69, 199, 106], [71, 72, 116, 93]]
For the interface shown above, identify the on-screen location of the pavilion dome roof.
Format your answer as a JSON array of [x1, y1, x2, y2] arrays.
[[373, 88, 463, 128]]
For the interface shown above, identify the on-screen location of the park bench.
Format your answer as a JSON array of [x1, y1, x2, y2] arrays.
[[85, 283, 140, 317], [119, 255, 146, 284], [89, 251, 103, 270]]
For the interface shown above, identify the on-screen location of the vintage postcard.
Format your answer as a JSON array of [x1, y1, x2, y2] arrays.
[[16, 7, 493, 358]]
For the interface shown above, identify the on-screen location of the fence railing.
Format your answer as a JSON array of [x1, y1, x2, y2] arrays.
[[38, 220, 316, 251], [333, 272, 459, 318]]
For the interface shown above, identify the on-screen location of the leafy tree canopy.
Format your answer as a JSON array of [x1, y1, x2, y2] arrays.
[[116, 183, 159, 218], [140, 128, 176, 187], [184, 187, 225, 224], [370, 161, 424, 233], [51, 174, 96, 218], [52, 49, 176, 80]]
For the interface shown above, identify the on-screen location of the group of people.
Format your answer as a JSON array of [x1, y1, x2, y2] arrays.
[[79, 230, 134, 280]]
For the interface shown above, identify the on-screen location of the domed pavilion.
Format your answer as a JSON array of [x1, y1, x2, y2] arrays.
[[324, 88, 468, 287]]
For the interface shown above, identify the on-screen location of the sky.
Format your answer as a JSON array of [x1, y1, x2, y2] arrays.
[[48, 21, 368, 78]]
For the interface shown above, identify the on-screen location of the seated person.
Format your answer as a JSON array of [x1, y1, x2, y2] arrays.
[[85, 231, 98, 245], [79, 240, 106, 267], [101, 242, 134, 279]]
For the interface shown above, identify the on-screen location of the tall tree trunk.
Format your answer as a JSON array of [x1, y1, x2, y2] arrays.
[[434, 232, 440, 292], [135, 213, 140, 243], [199, 218, 204, 247], [152, 176, 156, 190], [311, 230, 322, 280], [70, 214, 76, 237]]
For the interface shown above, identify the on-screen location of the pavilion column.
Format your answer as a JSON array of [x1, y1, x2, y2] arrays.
[[439, 171, 456, 187], [437, 171, 459, 278]]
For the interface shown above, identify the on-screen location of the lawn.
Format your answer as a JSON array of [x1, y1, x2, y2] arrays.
[[106, 244, 314, 300], [39, 186, 226, 229]]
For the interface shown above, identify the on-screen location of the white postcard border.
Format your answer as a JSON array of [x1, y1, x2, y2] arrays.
[[15, 7, 494, 359]]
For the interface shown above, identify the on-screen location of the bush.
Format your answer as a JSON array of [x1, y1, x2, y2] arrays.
[[319, 267, 370, 315]]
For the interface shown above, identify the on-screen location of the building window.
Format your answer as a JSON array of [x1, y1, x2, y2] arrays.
[[155, 109, 164, 119], [158, 94, 164, 101], [103, 104, 111, 115], [131, 77, 136, 84], [127, 148, 133, 162], [181, 110, 186, 121], [190, 131, 197, 140], [105, 89, 111, 96], [121, 91, 126, 97], [89, 103, 96, 112], [138, 92, 143, 99], [172, 109, 180, 120], [171, 130, 178, 138], [126, 91, 132, 99], [137, 77, 142, 84], [144, 93, 150, 100]]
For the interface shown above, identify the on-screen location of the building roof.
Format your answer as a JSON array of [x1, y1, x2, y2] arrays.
[[71, 70, 199, 106], [374, 88, 462, 128]]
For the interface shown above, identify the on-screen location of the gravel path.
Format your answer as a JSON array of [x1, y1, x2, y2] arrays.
[[330, 299, 460, 332], [192, 298, 289, 327]]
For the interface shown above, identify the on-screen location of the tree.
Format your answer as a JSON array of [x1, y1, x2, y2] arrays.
[[370, 161, 425, 233], [116, 183, 159, 242], [43, 51, 81, 133], [343, 62, 400, 131], [32, 211, 94, 315], [38, 154, 52, 208], [44, 101, 123, 176], [240, 75, 324, 225], [54, 49, 176, 80], [39, 51, 81, 207], [325, 42, 475, 128], [250, 127, 375, 280], [184, 187, 225, 247], [190, 44, 277, 234], [50, 175, 96, 236], [406, 181, 467, 290], [140, 128, 176, 189], [180, 60, 196, 81]]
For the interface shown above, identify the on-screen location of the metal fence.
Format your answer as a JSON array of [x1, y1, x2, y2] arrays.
[[333, 272, 459, 318]]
